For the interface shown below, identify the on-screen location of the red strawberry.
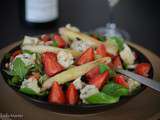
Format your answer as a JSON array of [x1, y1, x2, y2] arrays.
[[48, 81, 65, 104]]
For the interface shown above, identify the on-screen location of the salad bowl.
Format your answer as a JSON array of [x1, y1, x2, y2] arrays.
[[0, 25, 153, 114]]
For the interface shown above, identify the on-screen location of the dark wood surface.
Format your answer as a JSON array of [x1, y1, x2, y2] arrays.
[[0, 0, 160, 55], [0, 41, 160, 120]]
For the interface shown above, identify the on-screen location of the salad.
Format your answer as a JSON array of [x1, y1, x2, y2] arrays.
[[3, 24, 151, 105]]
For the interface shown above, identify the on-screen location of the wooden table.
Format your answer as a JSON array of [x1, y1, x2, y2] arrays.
[[0, 41, 160, 120]]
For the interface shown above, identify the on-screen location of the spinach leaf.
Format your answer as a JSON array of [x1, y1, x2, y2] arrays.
[[12, 58, 29, 79], [85, 92, 119, 104], [102, 82, 129, 97]]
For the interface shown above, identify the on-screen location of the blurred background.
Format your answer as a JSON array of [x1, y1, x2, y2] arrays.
[[0, 0, 160, 55]]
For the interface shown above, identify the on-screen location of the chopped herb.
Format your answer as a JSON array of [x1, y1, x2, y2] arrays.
[[52, 40, 58, 47]]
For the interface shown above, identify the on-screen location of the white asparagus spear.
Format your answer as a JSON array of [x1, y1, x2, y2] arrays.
[[22, 45, 81, 57], [41, 57, 111, 91], [59, 27, 102, 48]]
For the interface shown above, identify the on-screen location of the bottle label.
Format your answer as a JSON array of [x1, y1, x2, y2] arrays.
[[25, 0, 58, 23]]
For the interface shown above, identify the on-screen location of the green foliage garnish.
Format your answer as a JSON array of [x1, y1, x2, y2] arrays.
[[52, 40, 58, 47], [102, 82, 129, 97], [108, 36, 124, 51], [85, 92, 119, 104], [95, 33, 106, 42], [19, 87, 48, 96], [12, 58, 29, 79], [8, 76, 21, 86], [38, 74, 47, 86], [22, 50, 33, 54], [4, 53, 11, 60], [30, 53, 43, 74], [99, 63, 115, 76]]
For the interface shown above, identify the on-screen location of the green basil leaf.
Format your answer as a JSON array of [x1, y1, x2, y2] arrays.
[[99, 63, 115, 76], [52, 40, 58, 47], [22, 50, 33, 54], [19, 87, 49, 96], [4, 53, 11, 60], [85, 92, 119, 104], [95, 33, 106, 42], [19, 87, 38, 95], [102, 82, 129, 97], [12, 58, 29, 79], [109, 36, 124, 51], [3, 70, 13, 76], [8, 76, 21, 86], [38, 74, 48, 86]]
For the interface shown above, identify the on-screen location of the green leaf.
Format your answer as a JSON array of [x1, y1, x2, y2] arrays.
[[96, 33, 106, 42], [102, 82, 129, 97], [38, 74, 47, 86], [4, 53, 11, 60], [19, 87, 48, 96], [22, 50, 33, 54], [3, 70, 13, 76], [85, 92, 119, 104], [52, 40, 58, 47], [8, 76, 21, 86], [19, 87, 38, 95], [99, 63, 115, 76], [109, 36, 124, 51], [12, 58, 29, 79]]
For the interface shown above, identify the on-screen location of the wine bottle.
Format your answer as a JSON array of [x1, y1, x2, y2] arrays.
[[19, 0, 59, 28]]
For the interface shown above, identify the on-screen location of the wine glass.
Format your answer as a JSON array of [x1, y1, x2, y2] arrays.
[[95, 0, 130, 40]]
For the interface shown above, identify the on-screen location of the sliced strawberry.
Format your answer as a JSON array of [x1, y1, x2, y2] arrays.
[[42, 52, 64, 77], [96, 44, 107, 57], [90, 71, 109, 89], [66, 83, 78, 105], [12, 50, 22, 59], [112, 56, 123, 69], [115, 74, 128, 88], [48, 81, 65, 104], [85, 66, 100, 81], [40, 34, 50, 42], [76, 47, 94, 65], [135, 63, 151, 76], [52, 33, 66, 48]]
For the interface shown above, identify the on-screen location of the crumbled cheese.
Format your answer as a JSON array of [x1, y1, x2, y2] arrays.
[[57, 51, 74, 68], [80, 85, 99, 101], [120, 44, 135, 65], [21, 78, 41, 93], [22, 36, 39, 46], [66, 24, 80, 32], [127, 78, 141, 93], [71, 40, 91, 52], [73, 76, 86, 90], [14, 53, 36, 66]]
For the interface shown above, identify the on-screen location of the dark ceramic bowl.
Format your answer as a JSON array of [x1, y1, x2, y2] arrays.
[[0, 44, 153, 114]]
